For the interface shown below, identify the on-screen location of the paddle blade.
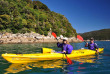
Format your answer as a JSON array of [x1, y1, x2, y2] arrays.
[[66, 56, 73, 64], [77, 35, 84, 41], [52, 32, 57, 38]]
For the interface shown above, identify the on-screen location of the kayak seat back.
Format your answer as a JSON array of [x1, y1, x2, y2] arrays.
[[41, 48, 54, 54]]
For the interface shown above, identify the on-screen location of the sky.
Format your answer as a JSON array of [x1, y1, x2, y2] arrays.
[[38, 0, 110, 33]]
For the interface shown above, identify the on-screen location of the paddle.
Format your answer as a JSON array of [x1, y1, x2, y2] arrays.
[[65, 53, 73, 64], [52, 32, 57, 39], [52, 32, 73, 64], [77, 35, 86, 43]]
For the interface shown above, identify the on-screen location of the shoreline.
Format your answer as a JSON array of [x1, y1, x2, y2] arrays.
[[96, 40, 110, 41], [0, 40, 82, 44], [85, 40, 110, 41], [0, 32, 82, 44]]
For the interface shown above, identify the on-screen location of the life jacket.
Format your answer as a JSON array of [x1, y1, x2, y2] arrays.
[[63, 44, 73, 54], [88, 43, 98, 50]]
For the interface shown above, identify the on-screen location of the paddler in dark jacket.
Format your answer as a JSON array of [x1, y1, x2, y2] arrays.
[[57, 38, 73, 54], [85, 37, 99, 52]]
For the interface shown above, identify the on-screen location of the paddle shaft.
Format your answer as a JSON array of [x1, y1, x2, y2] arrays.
[[56, 38, 58, 41]]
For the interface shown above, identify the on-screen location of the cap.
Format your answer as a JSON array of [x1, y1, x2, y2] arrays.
[[90, 37, 94, 40]]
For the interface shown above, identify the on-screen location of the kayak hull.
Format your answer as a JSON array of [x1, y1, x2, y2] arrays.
[[2, 48, 104, 63]]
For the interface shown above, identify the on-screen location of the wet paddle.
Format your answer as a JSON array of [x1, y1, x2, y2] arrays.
[[65, 53, 73, 64], [52, 32, 73, 64], [77, 35, 85, 42]]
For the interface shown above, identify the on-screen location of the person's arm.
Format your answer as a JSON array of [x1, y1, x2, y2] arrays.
[[85, 43, 88, 47], [57, 42, 63, 48], [62, 45, 67, 53], [94, 43, 99, 52]]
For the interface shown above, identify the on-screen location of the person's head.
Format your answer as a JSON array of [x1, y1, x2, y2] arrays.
[[90, 37, 94, 43], [63, 39, 70, 44], [63, 39, 67, 44]]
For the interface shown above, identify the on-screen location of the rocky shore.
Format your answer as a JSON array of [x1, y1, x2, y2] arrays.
[[0, 32, 82, 44]]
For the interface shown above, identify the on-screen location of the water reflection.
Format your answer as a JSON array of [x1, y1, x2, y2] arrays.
[[4, 60, 65, 74], [4, 55, 100, 74], [61, 55, 100, 74]]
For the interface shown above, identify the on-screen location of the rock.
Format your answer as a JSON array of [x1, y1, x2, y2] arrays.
[[2, 36, 8, 38], [0, 35, 2, 39], [0, 40, 3, 43], [0, 32, 80, 44], [35, 35, 43, 40], [60, 35, 63, 39], [12, 34, 17, 38]]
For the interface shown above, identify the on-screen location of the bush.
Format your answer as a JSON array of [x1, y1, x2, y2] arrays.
[[12, 28, 18, 34], [19, 28, 30, 33], [44, 31, 48, 36], [6, 28, 12, 33], [39, 29, 44, 35]]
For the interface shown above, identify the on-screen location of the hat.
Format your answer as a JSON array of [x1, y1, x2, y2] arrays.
[[90, 37, 94, 40], [63, 38, 68, 41]]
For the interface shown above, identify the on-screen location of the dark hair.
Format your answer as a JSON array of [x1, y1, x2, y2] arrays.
[[63, 40, 70, 44], [63, 39, 66, 41]]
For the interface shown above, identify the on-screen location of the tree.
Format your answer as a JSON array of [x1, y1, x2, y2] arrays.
[[0, 1, 9, 15], [39, 13, 47, 26], [22, 19, 27, 26], [0, 14, 11, 28]]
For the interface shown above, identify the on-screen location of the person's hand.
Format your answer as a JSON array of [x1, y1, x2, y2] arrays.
[[96, 48, 99, 53], [86, 42, 88, 45], [56, 37, 59, 41], [63, 50, 66, 53], [85, 42, 88, 47]]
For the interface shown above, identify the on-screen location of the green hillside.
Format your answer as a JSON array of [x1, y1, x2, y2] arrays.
[[0, 0, 76, 37], [80, 29, 110, 40]]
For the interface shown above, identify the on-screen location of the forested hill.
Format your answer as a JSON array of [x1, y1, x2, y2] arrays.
[[80, 29, 110, 40], [0, 0, 77, 37]]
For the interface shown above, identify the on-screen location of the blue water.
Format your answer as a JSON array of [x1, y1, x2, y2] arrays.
[[0, 41, 110, 74]]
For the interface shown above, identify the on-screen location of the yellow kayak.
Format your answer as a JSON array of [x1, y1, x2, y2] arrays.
[[2, 48, 104, 63]]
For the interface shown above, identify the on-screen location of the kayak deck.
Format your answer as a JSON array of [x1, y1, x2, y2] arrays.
[[2, 48, 104, 63]]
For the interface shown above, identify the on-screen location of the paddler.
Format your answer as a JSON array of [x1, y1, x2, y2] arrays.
[[85, 37, 99, 52], [57, 38, 73, 54]]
